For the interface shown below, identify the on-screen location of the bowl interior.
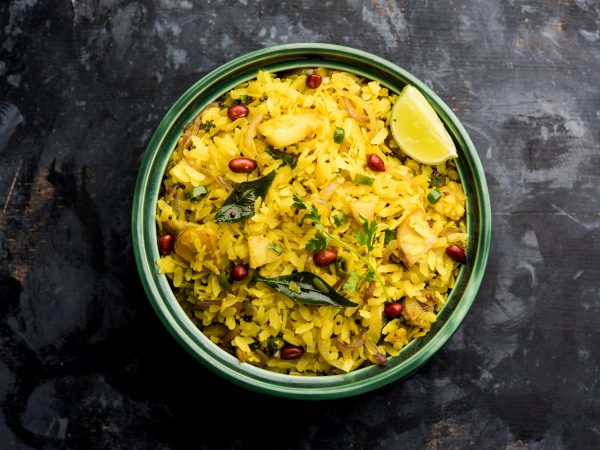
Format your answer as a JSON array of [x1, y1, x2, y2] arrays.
[[132, 44, 491, 399]]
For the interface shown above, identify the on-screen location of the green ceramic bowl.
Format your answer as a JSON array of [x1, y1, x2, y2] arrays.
[[132, 43, 491, 400]]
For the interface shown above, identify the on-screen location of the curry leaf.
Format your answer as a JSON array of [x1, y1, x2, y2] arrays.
[[214, 171, 276, 223], [267, 148, 298, 169], [255, 271, 357, 307]]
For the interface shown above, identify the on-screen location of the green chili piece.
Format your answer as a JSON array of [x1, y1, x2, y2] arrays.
[[427, 188, 443, 204], [267, 336, 285, 352], [335, 257, 348, 277], [354, 174, 375, 186], [312, 277, 329, 294], [334, 126, 345, 144]]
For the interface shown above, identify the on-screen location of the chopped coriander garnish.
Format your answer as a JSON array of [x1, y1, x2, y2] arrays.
[[427, 188, 443, 204], [334, 126, 345, 144], [332, 212, 348, 227], [383, 229, 396, 245], [429, 170, 445, 187], [354, 174, 375, 186], [293, 195, 390, 299], [294, 196, 321, 227], [203, 120, 215, 132], [354, 215, 378, 253], [239, 94, 248, 104], [343, 271, 361, 293], [305, 232, 329, 253], [268, 242, 284, 255]]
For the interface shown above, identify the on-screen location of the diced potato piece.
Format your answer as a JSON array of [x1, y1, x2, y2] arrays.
[[350, 201, 375, 223], [402, 297, 424, 326], [248, 235, 271, 268], [257, 113, 317, 148], [164, 220, 221, 266], [173, 228, 197, 262], [169, 160, 207, 186], [395, 210, 437, 267], [402, 295, 436, 328], [195, 226, 220, 265]]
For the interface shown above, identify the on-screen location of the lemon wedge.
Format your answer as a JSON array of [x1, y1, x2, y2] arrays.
[[390, 85, 457, 164]]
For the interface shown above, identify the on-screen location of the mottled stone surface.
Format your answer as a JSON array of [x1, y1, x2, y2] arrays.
[[1, 0, 599, 448]]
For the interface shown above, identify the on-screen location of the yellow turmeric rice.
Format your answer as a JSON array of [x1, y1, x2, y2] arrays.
[[156, 69, 467, 375]]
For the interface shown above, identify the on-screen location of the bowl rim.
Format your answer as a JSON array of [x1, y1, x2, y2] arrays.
[[132, 43, 491, 399]]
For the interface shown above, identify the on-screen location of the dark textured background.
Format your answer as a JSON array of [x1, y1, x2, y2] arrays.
[[1, 0, 599, 448]]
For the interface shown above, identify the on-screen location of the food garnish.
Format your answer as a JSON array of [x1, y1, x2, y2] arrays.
[[333, 126, 345, 144], [156, 69, 468, 374], [254, 271, 357, 307], [390, 85, 457, 164], [266, 147, 298, 168], [214, 170, 276, 223]]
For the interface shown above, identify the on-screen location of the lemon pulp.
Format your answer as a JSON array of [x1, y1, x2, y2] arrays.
[[390, 85, 457, 164]]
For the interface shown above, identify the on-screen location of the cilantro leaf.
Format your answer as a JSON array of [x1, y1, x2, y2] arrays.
[[292, 194, 307, 211], [268, 242, 283, 255], [203, 120, 215, 132], [290, 197, 389, 299], [343, 271, 362, 293], [429, 170, 445, 187], [305, 232, 329, 253], [293, 194, 321, 225], [354, 215, 378, 253]]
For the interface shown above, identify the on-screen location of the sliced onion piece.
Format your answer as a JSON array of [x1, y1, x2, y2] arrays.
[[179, 102, 220, 150], [363, 281, 376, 301], [320, 181, 339, 200], [216, 175, 233, 192], [342, 98, 369, 123], [364, 336, 388, 367], [245, 113, 263, 148], [333, 335, 365, 352]]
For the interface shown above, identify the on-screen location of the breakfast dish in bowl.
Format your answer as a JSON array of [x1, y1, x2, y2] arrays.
[[155, 68, 467, 375], [132, 44, 490, 398]]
